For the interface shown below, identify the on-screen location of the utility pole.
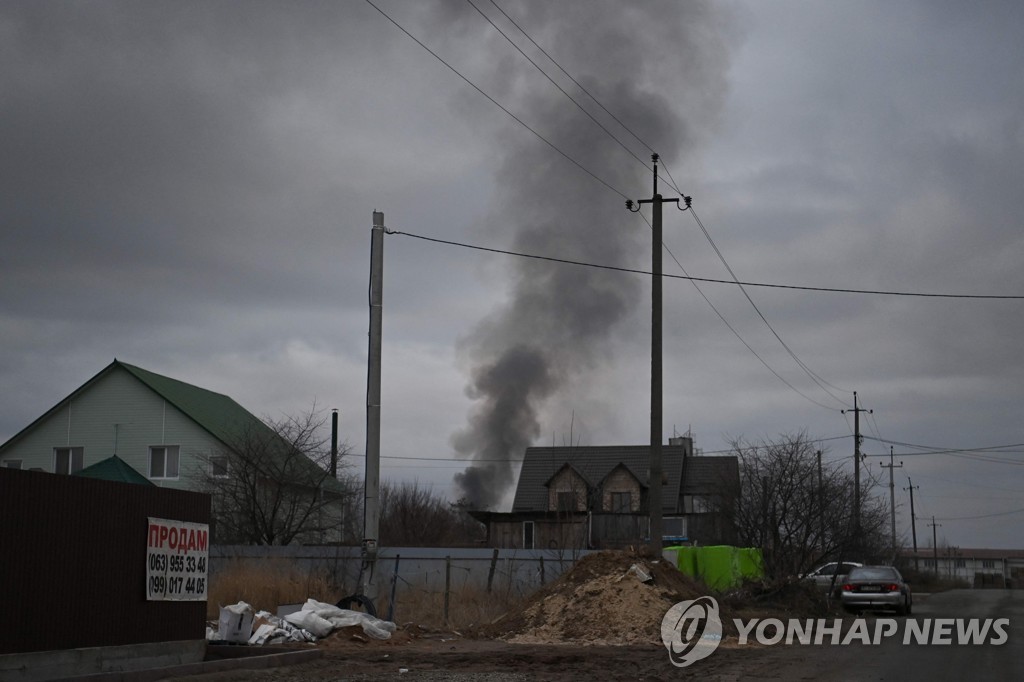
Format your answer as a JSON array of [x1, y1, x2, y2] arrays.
[[626, 154, 689, 557], [928, 516, 942, 576], [881, 446, 903, 562], [904, 477, 920, 572], [363, 210, 384, 607], [841, 392, 871, 538], [817, 450, 825, 554]]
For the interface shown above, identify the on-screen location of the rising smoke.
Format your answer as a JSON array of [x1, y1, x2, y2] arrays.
[[448, 1, 731, 508]]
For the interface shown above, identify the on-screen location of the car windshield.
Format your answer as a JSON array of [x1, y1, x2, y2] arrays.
[[848, 567, 898, 581]]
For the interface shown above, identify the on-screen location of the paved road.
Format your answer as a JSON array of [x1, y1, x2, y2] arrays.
[[730, 589, 1023, 681]]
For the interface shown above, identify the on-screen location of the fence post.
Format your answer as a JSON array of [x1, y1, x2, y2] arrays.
[[387, 554, 400, 623], [444, 556, 451, 626], [486, 548, 499, 593], [539, 555, 545, 585]]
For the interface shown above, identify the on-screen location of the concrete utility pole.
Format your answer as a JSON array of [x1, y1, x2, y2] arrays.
[[363, 210, 385, 606], [841, 392, 871, 536], [904, 477, 920, 572], [626, 154, 689, 556], [881, 446, 903, 561]]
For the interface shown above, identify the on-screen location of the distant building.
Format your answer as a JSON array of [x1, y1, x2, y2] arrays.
[[470, 437, 739, 550], [899, 548, 1024, 588]]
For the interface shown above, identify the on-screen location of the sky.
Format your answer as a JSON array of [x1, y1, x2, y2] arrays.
[[3, 1, 1023, 549]]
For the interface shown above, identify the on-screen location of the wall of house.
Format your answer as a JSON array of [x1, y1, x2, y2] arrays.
[[0, 367, 219, 489], [546, 468, 588, 511], [600, 468, 642, 512], [488, 518, 588, 550]]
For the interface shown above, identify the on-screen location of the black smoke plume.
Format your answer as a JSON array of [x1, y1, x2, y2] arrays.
[[448, 1, 731, 508]]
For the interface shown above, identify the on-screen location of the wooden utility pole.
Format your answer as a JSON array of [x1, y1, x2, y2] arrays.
[[929, 516, 942, 575], [881, 446, 903, 561], [817, 450, 825, 554], [904, 477, 920, 572], [627, 155, 689, 556]]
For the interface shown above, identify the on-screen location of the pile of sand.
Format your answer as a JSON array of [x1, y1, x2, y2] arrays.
[[488, 550, 708, 646]]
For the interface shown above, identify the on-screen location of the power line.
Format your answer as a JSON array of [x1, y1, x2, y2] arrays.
[[386, 229, 1024, 299], [364, 0, 630, 201], [465, 0, 650, 171], [863, 436, 1024, 455], [637, 212, 839, 411], [686, 207, 851, 405], [933, 507, 1024, 522]]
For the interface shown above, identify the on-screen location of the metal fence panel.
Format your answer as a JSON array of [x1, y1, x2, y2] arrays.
[[0, 468, 210, 654]]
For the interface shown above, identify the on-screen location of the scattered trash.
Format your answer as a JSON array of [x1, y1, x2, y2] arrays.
[[209, 597, 400, 647], [218, 601, 255, 643], [399, 668, 409, 674], [626, 563, 654, 584]]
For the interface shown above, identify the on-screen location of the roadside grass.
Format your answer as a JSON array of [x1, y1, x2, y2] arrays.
[[208, 560, 522, 631]]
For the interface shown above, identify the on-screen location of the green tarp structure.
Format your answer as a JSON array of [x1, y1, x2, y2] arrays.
[[663, 545, 764, 591]]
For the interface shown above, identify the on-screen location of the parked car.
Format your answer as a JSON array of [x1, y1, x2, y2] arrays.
[[802, 561, 863, 595], [839, 565, 912, 615]]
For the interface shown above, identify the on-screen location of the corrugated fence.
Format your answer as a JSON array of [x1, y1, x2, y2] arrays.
[[0, 468, 210, 655]]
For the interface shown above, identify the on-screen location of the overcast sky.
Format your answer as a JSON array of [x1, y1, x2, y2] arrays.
[[3, 1, 1023, 549]]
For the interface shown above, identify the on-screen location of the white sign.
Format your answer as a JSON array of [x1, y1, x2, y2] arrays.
[[146, 517, 209, 601]]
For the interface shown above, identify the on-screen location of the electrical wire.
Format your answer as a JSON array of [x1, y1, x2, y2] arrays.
[[635, 211, 840, 411], [686, 207, 851, 406], [364, 0, 631, 201], [386, 229, 1024, 299], [465, 0, 651, 172]]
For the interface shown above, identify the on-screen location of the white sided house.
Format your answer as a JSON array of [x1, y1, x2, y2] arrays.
[[1, 360, 253, 485], [0, 360, 346, 543]]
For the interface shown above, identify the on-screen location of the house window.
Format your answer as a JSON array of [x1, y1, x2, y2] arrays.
[[210, 455, 229, 478], [924, 559, 936, 568], [557, 491, 577, 512], [4, 459, 22, 470], [611, 492, 632, 513], [54, 447, 84, 475], [149, 446, 180, 479], [983, 560, 995, 569], [523, 521, 535, 550], [955, 559, 966, 568], [683, 495, 711, 514]]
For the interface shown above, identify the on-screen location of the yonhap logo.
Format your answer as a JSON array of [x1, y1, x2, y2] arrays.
[[660, 596, 723, 667]]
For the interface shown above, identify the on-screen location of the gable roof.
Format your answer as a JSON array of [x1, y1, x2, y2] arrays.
[[1, 360, 344, 494], [74, 455, 155, 486], [511, 444, 738, 514]]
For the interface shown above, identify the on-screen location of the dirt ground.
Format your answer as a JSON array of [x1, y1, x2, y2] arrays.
[[182, 551, 834, 681]]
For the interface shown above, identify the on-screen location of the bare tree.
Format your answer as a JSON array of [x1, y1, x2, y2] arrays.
[[719, 432, 889, 581], [196, 407, 356, 545], [378, 480, 483, 547]]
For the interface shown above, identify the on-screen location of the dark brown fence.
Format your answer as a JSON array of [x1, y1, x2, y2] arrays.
[[0, 468, 210, 654]]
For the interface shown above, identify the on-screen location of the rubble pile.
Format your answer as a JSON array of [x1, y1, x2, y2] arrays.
[[490, 551, 708, 646]]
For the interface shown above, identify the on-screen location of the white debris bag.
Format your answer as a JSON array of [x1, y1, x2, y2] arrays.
[[218, 601, 255, 643], [289, 598, 397, 640], [284, 609, 334, 638]]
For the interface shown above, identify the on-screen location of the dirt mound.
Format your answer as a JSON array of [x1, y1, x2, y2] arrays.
[[485, 550, 708, 646]]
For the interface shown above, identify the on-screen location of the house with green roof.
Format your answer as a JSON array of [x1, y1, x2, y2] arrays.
[[0, 360, 347, 543]]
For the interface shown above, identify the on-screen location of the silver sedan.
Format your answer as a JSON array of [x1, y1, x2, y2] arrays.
[[839, 565, 912, 615]]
